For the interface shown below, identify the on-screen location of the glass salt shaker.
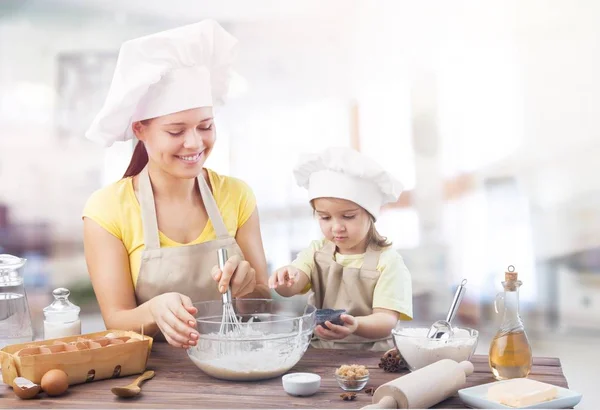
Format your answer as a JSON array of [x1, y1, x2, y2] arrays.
[[43, 288, 81, 339]]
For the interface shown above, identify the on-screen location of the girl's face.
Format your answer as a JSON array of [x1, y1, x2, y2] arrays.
[[133, 106, 215, 179], [313, 197, 371, 254]]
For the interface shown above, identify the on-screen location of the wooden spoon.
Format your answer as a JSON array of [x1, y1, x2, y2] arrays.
[[111, 370, 155, 398]]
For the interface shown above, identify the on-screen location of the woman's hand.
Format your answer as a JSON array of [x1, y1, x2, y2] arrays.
[[148, 292, 199, 348], [211, 254, 257, 297], [314, 314, 359, 340]]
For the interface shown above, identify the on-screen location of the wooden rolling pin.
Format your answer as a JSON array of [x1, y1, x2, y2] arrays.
[[362, 360, 474, 409]]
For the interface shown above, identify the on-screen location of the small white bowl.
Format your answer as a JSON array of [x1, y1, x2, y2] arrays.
[[282, 372, 321, 396]]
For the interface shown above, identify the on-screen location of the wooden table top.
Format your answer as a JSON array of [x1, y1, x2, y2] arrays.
[[1, 343, 569, 408]]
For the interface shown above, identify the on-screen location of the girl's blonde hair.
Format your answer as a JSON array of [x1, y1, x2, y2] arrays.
[[311, 199, 392, 249], [366, 217, 392, 249]]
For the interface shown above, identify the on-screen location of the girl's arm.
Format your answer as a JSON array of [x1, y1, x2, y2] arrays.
[[316, 308, 399, 340], [269, 240, 319, 297], [353, 308, 399, 339], [234, 208, 271, 299], [269, 265, 310, 297]]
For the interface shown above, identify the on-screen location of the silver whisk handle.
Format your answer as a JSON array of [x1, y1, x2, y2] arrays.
[[223, 289, 232, 304], [217, 248, 231, 304]]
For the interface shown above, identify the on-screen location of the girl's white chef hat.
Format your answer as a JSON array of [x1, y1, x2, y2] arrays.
[[85, 19, 237, 147], [293, 147, 404, 220]]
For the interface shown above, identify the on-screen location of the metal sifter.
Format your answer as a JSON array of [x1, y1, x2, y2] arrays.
[[427, 279, 467, 340]]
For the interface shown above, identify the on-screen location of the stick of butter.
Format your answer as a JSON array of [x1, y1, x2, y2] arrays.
[[488, 378, 559, 407]]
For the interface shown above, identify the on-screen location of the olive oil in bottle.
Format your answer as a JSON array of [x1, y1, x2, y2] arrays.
[[489, 266, 532, 380]]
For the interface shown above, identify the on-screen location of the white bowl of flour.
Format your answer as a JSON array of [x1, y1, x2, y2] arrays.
[[392, 327, 478, 371]]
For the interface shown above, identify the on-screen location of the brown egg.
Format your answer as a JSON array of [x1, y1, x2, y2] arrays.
[[40, 369, 69, 397], [87, 341, 102, 349], [13, 377, 41, 400], [15, 347, 41, 357], [44, 344, 67, 354], [92, 337, 111, 347], [64, 343, 79, 352]]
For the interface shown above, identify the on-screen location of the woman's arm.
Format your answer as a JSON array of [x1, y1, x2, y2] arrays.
[[233, 207, 271, 298], [83, 217, 158, 335], [84, 218, 199, 348]]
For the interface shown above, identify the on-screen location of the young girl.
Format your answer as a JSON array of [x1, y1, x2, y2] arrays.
[[268, 147, 413, 351]]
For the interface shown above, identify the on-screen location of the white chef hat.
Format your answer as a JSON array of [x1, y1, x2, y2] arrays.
[[85, 19, 238, 147], [293, 147, 404, 220]]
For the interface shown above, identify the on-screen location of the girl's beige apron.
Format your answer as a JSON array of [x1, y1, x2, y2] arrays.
[[134, 166, 244, 340], [308, 241, 394, 352]]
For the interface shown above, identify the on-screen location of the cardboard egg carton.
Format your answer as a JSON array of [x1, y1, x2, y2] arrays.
[[0, 330, 153, 386]]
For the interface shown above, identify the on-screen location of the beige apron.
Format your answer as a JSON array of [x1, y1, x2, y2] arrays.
[[134, 166, 244, 340], [308, 241, 394, 352]]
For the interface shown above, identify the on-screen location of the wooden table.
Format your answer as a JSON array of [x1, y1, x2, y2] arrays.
[[1, 343, 569, 408]]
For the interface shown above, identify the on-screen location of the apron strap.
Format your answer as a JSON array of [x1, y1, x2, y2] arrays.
[[138, 166, 231, 250], [362, 246, 381, 271], [197, 170, 230, 240], [138, 165, 161, 250], [322, 240, 336, 256], [321, 240, 380, 270]]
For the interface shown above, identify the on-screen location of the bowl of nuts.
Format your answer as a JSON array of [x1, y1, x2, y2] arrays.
[[334, 364, 370, 392]]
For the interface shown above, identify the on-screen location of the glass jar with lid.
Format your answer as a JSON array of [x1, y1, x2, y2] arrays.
[[43, 287, 81, 339]]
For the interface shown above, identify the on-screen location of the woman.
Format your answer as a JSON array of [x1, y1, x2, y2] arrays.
[[82, 20, 270, 349]]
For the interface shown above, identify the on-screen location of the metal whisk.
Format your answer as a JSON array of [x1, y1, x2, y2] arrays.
[[217, 248, 243, 336]]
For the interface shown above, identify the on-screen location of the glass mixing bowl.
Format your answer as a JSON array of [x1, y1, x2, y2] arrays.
[[187, 299, 316, 381]]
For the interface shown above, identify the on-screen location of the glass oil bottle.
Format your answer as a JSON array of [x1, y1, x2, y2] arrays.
[[489, 265, 532, 380]]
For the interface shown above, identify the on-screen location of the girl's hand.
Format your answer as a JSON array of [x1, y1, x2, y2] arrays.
[[148, 292, 199, 349], [211, 254, 257, 298], [314, 314, 358, 340], [268, 265, 300, 289]]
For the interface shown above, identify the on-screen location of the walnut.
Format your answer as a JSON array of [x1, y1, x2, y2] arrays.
[[340, 392, 357, 401], [364, 386, 376, 396], [335, 364, 370, 378], [336, 364, 370, 389]]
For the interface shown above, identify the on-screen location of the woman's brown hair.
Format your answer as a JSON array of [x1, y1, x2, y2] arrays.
[[122, 120, 150, 178]]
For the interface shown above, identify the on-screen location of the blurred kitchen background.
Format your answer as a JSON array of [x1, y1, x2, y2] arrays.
[[1, 0, 599, 406]]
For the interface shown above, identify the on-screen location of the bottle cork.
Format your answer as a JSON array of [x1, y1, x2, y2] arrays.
[[505, 265, 518, 282], [504, 265, 519, 290]]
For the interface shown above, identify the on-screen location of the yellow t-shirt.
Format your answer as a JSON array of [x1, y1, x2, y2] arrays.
[[82, 169, 256, 287], [291, 239, 413, 320]]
